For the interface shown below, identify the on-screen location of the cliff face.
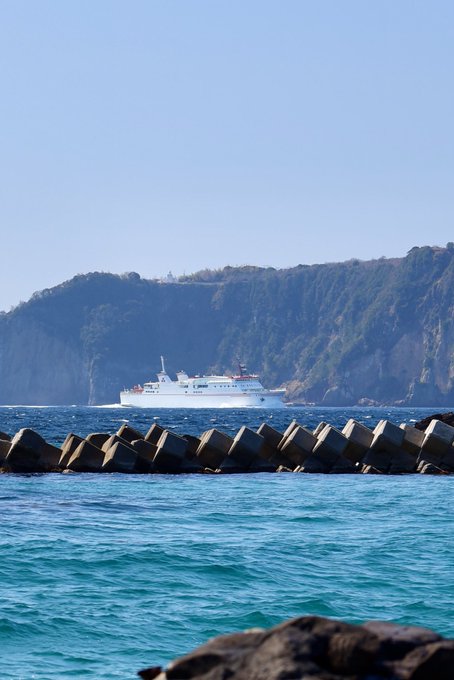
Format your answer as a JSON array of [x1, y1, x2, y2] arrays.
[[0, 246, 453, 406]]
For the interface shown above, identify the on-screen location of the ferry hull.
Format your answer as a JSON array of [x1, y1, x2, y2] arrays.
[[120, 392, 286, 408]]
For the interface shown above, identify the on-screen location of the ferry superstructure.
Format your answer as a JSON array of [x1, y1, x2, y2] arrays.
[[120, 357, 286, 408]]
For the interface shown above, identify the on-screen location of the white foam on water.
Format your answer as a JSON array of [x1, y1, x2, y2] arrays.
[[92, 403, 123, 408], [0, 404, 62, 408]]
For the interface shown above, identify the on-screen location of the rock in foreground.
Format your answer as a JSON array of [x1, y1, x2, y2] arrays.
[[138, 615, 454, 679]]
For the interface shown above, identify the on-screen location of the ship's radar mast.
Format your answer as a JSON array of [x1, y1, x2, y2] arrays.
[[237, 360, 248, 377], [158, 355, 172, 382]]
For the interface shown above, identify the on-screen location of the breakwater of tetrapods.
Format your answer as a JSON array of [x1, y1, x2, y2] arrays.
[[1, 415, 454, 474]]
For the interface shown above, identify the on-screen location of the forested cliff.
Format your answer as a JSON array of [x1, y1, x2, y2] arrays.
[[0, 245, 453, 406]]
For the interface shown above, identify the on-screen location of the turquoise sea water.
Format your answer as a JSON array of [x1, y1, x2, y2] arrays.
[[1, 407, 454, 679]]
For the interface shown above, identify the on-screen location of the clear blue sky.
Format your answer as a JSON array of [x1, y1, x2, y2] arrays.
[[0, 0, 453, 310]]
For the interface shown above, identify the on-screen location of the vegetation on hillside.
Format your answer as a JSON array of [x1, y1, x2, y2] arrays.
[[0, 245, 452, 405]]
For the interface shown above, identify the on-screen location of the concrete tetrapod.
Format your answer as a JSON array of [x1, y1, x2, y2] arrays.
[[59, 434, 85, 468], [117, 423, 145, 444], [102, 441, 150, 473], [153, 431, 188, 472], [220, 426, 265, 472], [279, 425, 317, 468], [6, 428, 47, 472], [399, 424, 425, 457], [342, 419, 374, 464], [66, 441, 105, 472], [145, 423, 166, 445], [196, 429, 233, 470]]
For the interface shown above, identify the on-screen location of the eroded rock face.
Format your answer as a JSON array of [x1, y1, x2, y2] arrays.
[[138, 615, 454, 680]]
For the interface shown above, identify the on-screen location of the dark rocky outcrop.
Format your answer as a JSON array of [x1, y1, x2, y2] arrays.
[[137, 615, 454, 680], [1, 245, 454, 406], [414, 412, 454, 431]]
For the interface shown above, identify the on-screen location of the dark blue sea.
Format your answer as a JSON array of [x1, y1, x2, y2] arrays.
[[1, 406, 453, 679]]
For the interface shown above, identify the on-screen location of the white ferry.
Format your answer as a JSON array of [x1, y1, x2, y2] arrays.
[[120, 357, 286, 408]]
